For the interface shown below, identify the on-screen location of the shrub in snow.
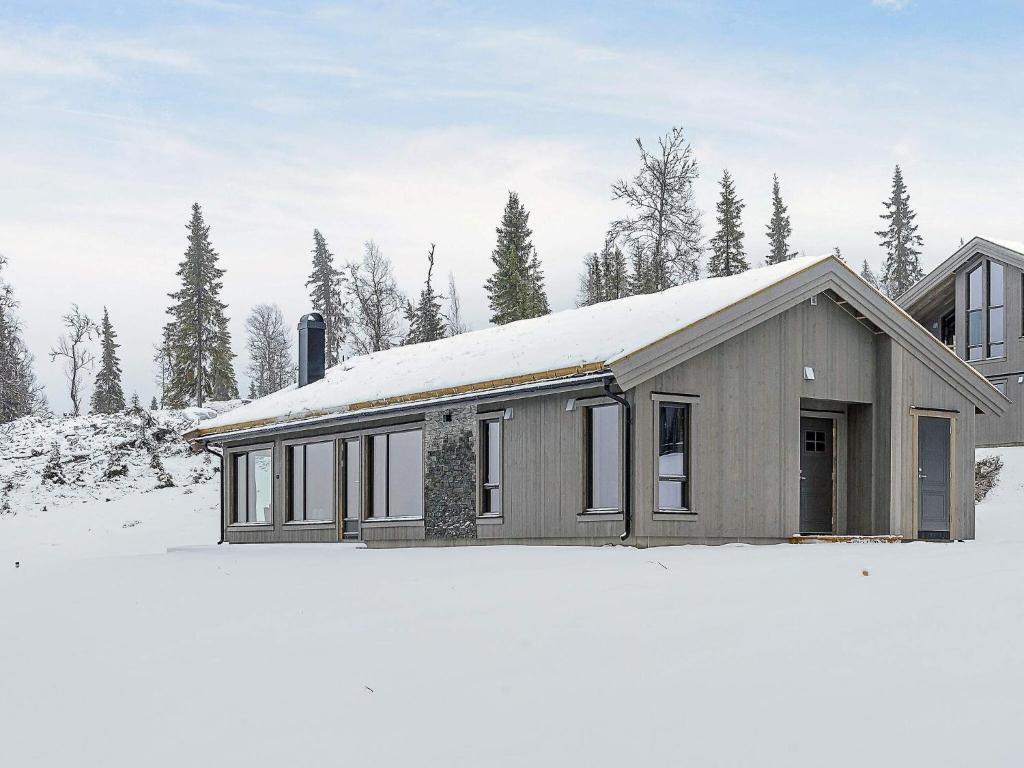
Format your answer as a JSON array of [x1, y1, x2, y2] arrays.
[[104, 451, 129, 480], [41, 442, 66, 485], [0, 496, 12, 516], [975, 455, 1003, 502]]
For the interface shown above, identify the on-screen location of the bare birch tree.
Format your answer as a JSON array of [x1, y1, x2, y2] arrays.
[[347, 241, 405, 355], [610, 126, 703, 292], [445, 271, 468, 336], [245, 303, 294, 397], [49, 304, 96, 416]]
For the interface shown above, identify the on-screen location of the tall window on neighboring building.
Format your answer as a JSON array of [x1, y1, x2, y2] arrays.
[[967, 265, 983, 361], [658, 404, 690, 511], [369, 429, 423, 519], [233, 448, 273, 524], [987, 261, 1005, 358], [480, 418, 502, 516], [585, 404, 620, 510], [287, 441, 334, 522], [342, 438, 361, 537]]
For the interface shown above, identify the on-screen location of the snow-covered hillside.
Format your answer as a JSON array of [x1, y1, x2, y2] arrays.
[[0, 447, 1022, 767], [0, 405, 239, 554]]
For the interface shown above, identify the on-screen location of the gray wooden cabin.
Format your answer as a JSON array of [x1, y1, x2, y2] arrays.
[[189, 255, 1007, 547], [899, 236, 1024, 447]]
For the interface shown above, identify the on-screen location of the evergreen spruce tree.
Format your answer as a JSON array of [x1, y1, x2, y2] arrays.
[[876, 165, 924, 299], [404, 244, 447, 345], [150, 396, 158, 410], [707, 170, 749, 278], [41, 442, 66, 485], [577, 253, 604, 307], [90, 307, 126, 414], [306, 229, 348, 367], [599, 241, 628, 300], [860, 259, 881, 289], [485, 192, 549, 324], [0, 255, 44, 423], [577, 240, 628, 306], [130, 392, 141, 410], [163, 203, 238, 407], [765, 174, 796, 264]]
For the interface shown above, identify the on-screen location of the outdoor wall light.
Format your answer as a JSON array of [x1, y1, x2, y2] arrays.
[[803, 366, 816, 381]]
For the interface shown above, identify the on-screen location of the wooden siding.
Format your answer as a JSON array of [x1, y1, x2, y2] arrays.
[[630, 297, 879, 542], [475, 389, 624, 541]]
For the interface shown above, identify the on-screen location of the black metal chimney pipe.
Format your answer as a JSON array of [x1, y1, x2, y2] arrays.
[[298, 313, 326, 387]]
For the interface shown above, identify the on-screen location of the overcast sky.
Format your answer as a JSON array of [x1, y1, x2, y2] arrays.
[[2, 0, 1024, 412]]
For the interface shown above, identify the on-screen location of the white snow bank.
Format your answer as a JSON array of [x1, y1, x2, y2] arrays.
[[0, 447, 1022, 767], [201, 255, 831, 432]]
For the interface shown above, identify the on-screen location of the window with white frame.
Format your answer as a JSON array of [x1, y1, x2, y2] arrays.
[[585, 403, 620, 511], [369, 429, 423, 519], [480, 418, 502, 516], [232, 448, 273, 524], [657, 403, 690, 511], [286, 440, 335, 522]]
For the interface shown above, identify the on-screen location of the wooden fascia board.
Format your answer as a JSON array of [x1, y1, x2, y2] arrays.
[[188, 362, 609, 442]]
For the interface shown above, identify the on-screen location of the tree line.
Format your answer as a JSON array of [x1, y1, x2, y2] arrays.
[[0, 125, 928, 423], [575, 126, 923, 307]]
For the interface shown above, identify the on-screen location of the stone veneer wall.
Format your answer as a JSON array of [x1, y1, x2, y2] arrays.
[[423, 406, 477, 539]]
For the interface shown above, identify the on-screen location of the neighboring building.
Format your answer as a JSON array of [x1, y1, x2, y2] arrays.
[[898, 237, 1024, 447], [189, 254, 1007, 547]]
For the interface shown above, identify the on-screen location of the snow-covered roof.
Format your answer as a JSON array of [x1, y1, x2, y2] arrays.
[[198, 255, 831, 436]]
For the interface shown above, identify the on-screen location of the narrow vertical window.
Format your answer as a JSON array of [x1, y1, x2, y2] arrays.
[[480, 419, 502, 516], [343, 438, 361, 535], [987, 261, 1005, 358], [658, 404, 690, 510], [966, 265, 983, 361], [233, 448, 273, 524], [586, 404, 620, 510], [287, 441, 334, 522]]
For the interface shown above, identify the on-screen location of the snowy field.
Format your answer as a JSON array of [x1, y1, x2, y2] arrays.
[[2, 449, 1023, 767]]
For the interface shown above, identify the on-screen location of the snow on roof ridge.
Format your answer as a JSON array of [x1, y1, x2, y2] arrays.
[[199, 254, 831, 433]]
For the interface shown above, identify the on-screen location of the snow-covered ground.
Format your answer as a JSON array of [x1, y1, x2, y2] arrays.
[[1, 446, 1023, 767]]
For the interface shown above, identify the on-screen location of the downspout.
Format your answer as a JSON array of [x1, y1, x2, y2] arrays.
[[202, 443, 225, 545], [603, 380, 632, 542]]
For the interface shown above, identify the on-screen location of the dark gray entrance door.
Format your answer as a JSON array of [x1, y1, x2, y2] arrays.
[[800, 416, 834, 534], [917, 416, 951, 539]]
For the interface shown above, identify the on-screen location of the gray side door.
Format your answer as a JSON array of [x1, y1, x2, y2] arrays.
[[917, 416, 951, 539], [800, 416, 834, 534]]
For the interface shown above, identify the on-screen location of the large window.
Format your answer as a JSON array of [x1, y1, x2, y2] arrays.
[[369, 429, 423, 519], [657, 404, 690, 511], [287, 441, 334, 522], [988, 261, 1005, 358], [342, 438, 361, 537], [480, 418, 502, 516], [233, 448, 273, 524], [585, 404, 620, 510], [966, 259, 1005, 361]]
